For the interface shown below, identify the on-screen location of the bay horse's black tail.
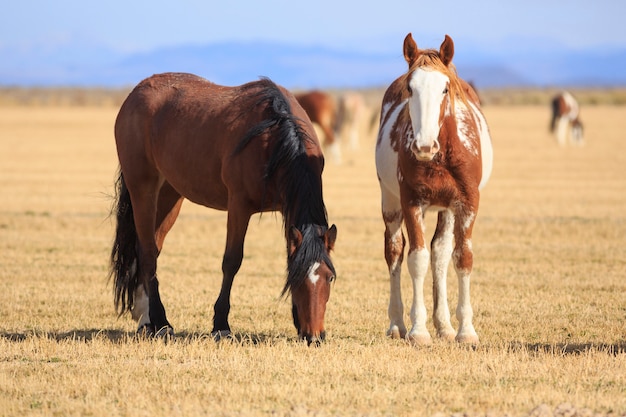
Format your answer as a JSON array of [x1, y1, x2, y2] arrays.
[[109, 170, 138, 316]]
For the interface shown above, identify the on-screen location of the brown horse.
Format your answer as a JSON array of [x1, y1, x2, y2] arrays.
[[375, 34, 493, 345], [294, 90, 341, 163], [111, 73, 337, 344]]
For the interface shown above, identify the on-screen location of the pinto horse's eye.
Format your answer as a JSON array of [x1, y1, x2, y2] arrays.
[[443, 87, 449, 94]]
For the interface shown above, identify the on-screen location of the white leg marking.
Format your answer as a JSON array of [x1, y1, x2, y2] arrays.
[[431, 211, 455, 340], [131, 285, 150, 328], [453, 239, 479, 344], [386, 216, 406, 339], [407, 247, 432, 344]]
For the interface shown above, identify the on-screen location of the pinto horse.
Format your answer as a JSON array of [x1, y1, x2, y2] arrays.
[[375, 34, 493, 345], [294, 90, 341, 163], [550, 91, 584, 145], [111, 73, 337, 344]]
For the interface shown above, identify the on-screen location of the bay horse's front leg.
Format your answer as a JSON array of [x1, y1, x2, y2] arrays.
[[402, 202, 432, 345], [212, 207, 251, 339], [453, 209, 479, 344]]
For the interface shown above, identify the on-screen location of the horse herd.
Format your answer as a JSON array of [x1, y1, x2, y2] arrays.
[[109, 33, 583, 346]]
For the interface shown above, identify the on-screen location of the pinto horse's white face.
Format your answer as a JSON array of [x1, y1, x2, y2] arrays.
[[401, 32, 456, 162], [406, 68, 450, 161]]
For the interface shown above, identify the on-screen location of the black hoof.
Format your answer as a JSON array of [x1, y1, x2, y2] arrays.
[[137, 323, 174, 339], [210, 329, 232, 342]]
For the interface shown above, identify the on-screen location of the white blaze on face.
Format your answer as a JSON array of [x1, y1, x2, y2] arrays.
[[407, 68, 449, 152], [307, 261, 321, 285]]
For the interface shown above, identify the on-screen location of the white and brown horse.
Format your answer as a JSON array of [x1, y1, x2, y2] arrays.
[[375, 34, 493, 345], [550, 91, 584, 145]]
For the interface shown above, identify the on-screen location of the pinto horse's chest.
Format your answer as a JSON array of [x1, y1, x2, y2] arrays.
[[398, 139, 482, 209]]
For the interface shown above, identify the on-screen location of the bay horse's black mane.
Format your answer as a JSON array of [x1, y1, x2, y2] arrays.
[[233, 77, 335, 294]]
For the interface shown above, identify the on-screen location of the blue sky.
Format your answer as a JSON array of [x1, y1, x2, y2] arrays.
[[2, 0, 625, 54]]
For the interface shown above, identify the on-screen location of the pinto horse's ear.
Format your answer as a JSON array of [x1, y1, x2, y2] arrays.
[[324, 225, 337, 252], [288, 226, 303, 256], [403, 33, 419, 67], [439, 34, 454, 66]]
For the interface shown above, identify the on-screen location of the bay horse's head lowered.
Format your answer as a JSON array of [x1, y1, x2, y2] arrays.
[[286, 224, 337, 345]]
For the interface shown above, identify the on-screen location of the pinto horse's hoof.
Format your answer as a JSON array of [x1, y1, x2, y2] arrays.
[[386, 325, 407, 340]]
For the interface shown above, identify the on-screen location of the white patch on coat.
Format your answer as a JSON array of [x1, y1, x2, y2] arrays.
[[468, 101, 493, 190], [375, 99, 408, 200], [454, 103, 478, 156]]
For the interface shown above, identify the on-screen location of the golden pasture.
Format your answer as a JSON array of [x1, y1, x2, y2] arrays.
[[0, 99, 625, 417]]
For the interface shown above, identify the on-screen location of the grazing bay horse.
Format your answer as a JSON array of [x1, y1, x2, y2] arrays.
[[375, 34, 493, 345], [550, 91, 584, 145], [111, 73, 337, 344], [295, 90, 341, 163]]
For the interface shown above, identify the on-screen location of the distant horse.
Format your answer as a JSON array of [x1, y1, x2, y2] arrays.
[[295, 90, 341, 163], [111, 73, 337, 344], [336, 92, 368, 150], [375, 34, 493, 345], [550, 91, 584, 145]]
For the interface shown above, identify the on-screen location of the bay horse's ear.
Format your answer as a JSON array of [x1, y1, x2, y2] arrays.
[[288, 226, 303, 256], [439, 34, 454, 66], [403, 33, 419, 67], [324, 224, 337, 252]]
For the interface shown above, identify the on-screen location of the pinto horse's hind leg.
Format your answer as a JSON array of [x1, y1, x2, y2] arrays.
[[381, 188, 407, 339], [452, 210, 479, 344], [212, 204, 252, 338], [430, 210, 456, 341]]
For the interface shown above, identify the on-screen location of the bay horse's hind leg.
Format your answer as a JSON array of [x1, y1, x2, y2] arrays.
[[131, 180, 183, 337], [212, 204, 252, 338], [430, 210, 456, 341]]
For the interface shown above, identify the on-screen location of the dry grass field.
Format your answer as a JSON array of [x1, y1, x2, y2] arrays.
[[0, 96, 625, 416]]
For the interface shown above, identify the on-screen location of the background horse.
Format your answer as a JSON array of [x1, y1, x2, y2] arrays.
[[375, 34, 493, 345], [336, 92, 369, 150], [550, 91, 584, 145], [111, 73, 337, 345], [295, 90, 341, 163]]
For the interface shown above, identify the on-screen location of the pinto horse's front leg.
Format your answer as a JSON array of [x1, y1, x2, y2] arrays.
[[402, 203, 432, 345]]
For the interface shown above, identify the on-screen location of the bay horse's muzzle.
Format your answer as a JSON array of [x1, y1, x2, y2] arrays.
[[301, 330, 326, 346]]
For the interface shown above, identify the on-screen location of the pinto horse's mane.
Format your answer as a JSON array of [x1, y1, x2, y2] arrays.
[[407, 49, 470, 113], [233, 78, 335, 295]]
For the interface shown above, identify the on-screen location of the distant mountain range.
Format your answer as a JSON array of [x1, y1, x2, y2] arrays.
[[1, 38, 625, 89]]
